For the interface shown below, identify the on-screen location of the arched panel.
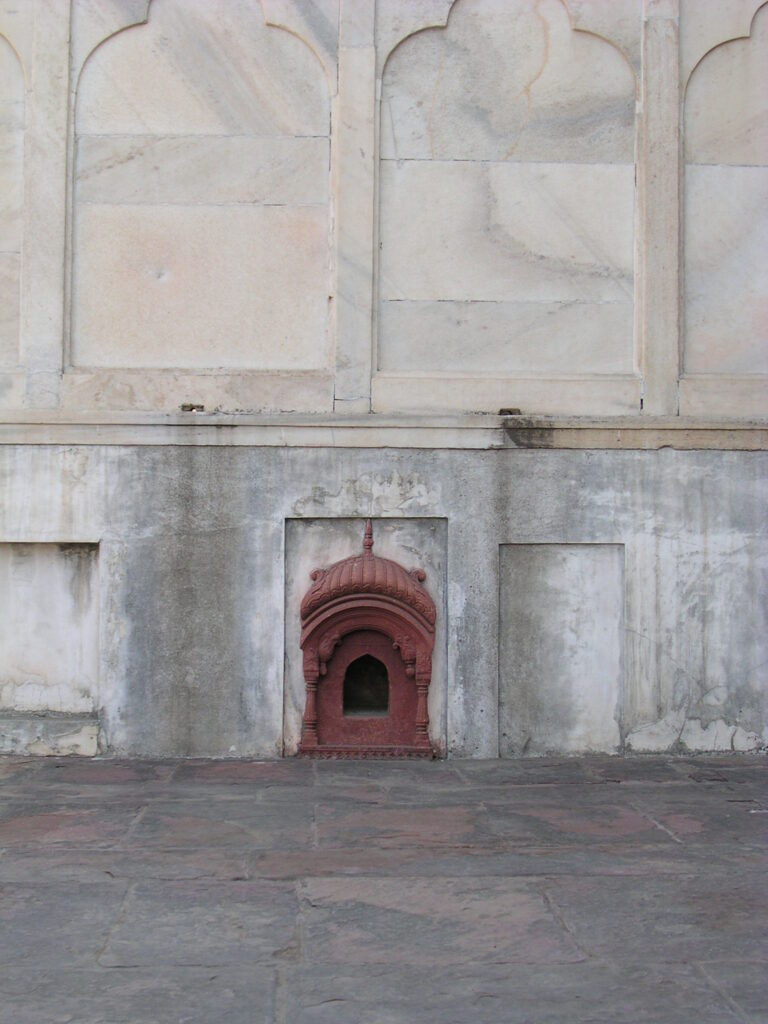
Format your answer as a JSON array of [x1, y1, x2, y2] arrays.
[[0, 34, 23, 369], [71, 0, 331, 378], [376, 0, 638, 409], [684, 4, 768, 381]]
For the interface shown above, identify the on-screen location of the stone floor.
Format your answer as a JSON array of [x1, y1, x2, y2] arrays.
[[0, 754, 766, 1024]]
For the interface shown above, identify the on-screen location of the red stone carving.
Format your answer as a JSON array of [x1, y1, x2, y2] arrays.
[[298, 520, 437, 758]]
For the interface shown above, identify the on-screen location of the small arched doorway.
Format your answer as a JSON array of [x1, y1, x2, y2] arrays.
[[298, 521, 437, 758], [343, 654, 389, 716]]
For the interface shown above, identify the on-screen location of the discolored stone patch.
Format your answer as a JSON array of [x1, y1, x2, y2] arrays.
[[298, 876, 584, 967]]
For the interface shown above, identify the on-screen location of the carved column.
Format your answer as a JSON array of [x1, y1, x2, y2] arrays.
[[415, 681, 430, 747], [299, 662, 319, 751]]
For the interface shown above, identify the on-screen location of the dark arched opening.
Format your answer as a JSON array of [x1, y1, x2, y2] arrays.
[[343, 654, 389, 716]]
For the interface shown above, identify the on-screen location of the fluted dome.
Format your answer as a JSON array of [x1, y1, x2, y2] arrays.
[[300, 520, 436, 627]]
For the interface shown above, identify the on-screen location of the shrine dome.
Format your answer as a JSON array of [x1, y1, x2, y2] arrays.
[[300, 520, 436, 628]]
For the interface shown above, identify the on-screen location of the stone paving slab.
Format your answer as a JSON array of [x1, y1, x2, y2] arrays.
[[280, 963, 747, 1024], [0, 754, 765, 1023], [0, 966, 276, 1024]]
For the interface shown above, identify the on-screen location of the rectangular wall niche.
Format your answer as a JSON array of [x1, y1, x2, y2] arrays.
[[499, 544, 624, 756], [0, 543, 99, 713], [284, 518, 447, 757]]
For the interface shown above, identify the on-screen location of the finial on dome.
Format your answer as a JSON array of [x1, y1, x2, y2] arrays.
[[362, 519, 374, 554]]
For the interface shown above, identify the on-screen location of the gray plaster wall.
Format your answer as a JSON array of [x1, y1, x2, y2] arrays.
[[0, 445, 766, 757]]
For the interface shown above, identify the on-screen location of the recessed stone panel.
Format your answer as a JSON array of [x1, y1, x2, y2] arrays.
[[381, 0, 635, 163], [76, 0, 329, 136], [72, 204, 329, 370], [284, 518, 448, 756], [684, 165, 768, 375], [0, 34, 23, 369], [378, 0, 636, 388], [379, 298, 634, 375], [499, 544, 624, 756], [684, 4, 768, 167], [380, 161, 634, 306], [684, 5, 768, 380], [76, 135, 329, 207], [0, 253, 20, 368], [0, 543, 99, 714], [73, 0, 331, 375]]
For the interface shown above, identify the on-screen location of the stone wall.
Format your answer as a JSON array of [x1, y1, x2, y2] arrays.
[[1, 444, 765, 757], [0, 0, 766, 756], [0, 0, 766, 416]]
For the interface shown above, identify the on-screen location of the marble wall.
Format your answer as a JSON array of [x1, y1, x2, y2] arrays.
[[0, 1, 765, 759], [70, 0, 332, 420], [0, 33, 22, 371], [0, 0, 764, 415], [378, 0, 636, 389], [684, 3, 768, 380]]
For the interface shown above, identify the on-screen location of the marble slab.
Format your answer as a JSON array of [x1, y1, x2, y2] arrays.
[[76, 0, 330, 137], [72, 204, 330, 370], [379, 298, 634, 375], [680, 0, 766, 86], [684, 165, 768, 375], [684, 2, 768, 165], [0, 252, 19, 367], [379, 161, 634, 302], [0, 36, 23, 254], [380, 0, 635, 162], [0, 128, 22, 251], [76, 135, 329, 206]]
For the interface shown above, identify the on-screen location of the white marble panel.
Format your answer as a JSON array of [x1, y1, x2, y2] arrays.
[[680, 0, 765, 85], [381, 0, 635, 162], [685, 2, 768, 165], [0, 127, 22, 252], [76, 136, 329, 206], [72, 204, 329, 370], [375, 0, 453, 71], [380, 161, 634, 303], [0, 34, 23, 255], [0, 251, 18, 368], [0, 544, 99, 714], [260, 0, 339, 81], [499, 544, 624, 756], [378, 298, 634, 375], [685, 165, 768, 375], [77, 0, 329, 136], [0, 252, 19, 367], [59, 369, 334, 414]]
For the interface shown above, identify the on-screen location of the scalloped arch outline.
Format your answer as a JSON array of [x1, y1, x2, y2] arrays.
[[0, 31, 26, 91], [380, 0, 638, 94], [75, 0, 332, 104], [684, 0, 768, 99]]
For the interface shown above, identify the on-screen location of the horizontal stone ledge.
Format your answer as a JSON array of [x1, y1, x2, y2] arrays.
[[0, 413, 765, 450]]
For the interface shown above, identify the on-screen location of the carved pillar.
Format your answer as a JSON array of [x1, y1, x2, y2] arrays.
[[415, 681, 430, 747], [300, 673, 319, 751]]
